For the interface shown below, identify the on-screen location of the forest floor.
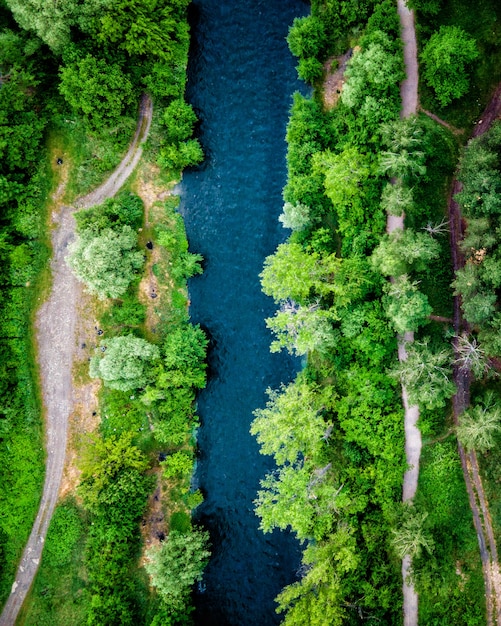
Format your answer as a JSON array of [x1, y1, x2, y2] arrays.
[[0, 96, 153, 626]]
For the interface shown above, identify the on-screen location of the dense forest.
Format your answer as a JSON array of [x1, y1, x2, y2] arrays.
[[1, 0, 501, 624]]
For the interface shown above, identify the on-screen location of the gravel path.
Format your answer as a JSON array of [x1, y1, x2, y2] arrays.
[[395, 2, 420, 624], [0, 95, 152, 626]]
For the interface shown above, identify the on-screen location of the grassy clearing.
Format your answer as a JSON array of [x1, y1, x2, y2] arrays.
[[48, 115, 137, 204]]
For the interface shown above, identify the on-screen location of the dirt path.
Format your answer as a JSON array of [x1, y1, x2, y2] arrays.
[[395, 2, 420, 624], [447, 84, 501, 626], [0, 95, 153, 626]]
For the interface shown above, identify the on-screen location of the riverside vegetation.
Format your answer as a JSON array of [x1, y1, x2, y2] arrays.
[[0, 0, 209, 624], [251, 0, 501, 624]]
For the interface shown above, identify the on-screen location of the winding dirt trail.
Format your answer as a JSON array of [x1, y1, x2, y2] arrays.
[[394, 2, 420, 625], [0, 95, 153, 626], [447, 85, 501, 626]]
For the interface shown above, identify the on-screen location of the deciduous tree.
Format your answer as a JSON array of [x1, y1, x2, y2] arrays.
[[89, 336, 160, 391], [421, 26, 479, 106], [67, 225, 143, 299]]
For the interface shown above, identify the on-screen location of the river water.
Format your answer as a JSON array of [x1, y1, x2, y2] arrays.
[[178, 1, 308, 624]]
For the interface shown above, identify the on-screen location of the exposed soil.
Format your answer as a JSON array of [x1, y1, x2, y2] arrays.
[[0, 95, 153, 626]]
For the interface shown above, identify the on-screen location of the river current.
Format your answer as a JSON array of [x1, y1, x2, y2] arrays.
[[179, 1, 308, 623]]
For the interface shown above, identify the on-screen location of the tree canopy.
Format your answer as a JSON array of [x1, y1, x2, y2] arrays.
[[89, 336, 160, 391], [67, 225, 143, 299], [421, 26, 479, 106]]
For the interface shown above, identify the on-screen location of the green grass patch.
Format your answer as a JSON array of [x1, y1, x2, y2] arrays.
[[18, 500, 89, 626]]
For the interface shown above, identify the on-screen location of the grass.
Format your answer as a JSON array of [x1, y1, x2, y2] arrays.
[[49, 115, 136, 204], [414, 440, 485, 625], [18, 500, 89, 626]]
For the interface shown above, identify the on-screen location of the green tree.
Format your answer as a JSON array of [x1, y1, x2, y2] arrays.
[[455, 334, 490, 379], [149, 324, 208, 391], [421, 26, 479, 106], [276, 527, 359, 626], [260, 243, 321, 303], [383, 275, 432, 334], [265, 301, 338, 356], [5, 0, 77, 52], [59, 55, 134, 128], [391, 339, 455, 410], [157, 139, 204, 171], [79, 432, 149, 517], [89, 336, 160, 391], [314, 146, 371, 232], [371, 229, 440, 277], [392, 509, 434, 559], [255, 463, 343, 541], [380, 181, 414, 217], [341, 32, 403, 120], [279, 202, 310, 231], [457, 393, 501, 452], [161, 451, 193, 479], [251, 375, 331, 466], [67, 225, 143, 299], [287, 15, 327, 59], [162, 99, 197, 143], [145, 529, 210, 611]]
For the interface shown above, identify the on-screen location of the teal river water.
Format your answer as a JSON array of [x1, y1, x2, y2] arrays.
[[179, 1, 308, 624]]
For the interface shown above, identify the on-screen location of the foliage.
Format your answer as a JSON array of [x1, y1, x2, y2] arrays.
[[162, 450, 193, 479], [383, 275, 432, 334], [392, 508, 434, 559], [279, 202, 310, 231], [251, 375, 331, 466], [75, 192, 144, 233], [453, 123, 501, 343], [162, 99, 198, 144], [341, 30, 403, 127], [90, 335, 160, 391], [287, 15, 327, 60], [421, 26, 479, 106], [145, 529, 210, 613], [67, 225, 144, 299], [265, 301, 338, 356]]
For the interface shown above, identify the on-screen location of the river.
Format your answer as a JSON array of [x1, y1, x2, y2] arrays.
[[178, 0, 308, 624]]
